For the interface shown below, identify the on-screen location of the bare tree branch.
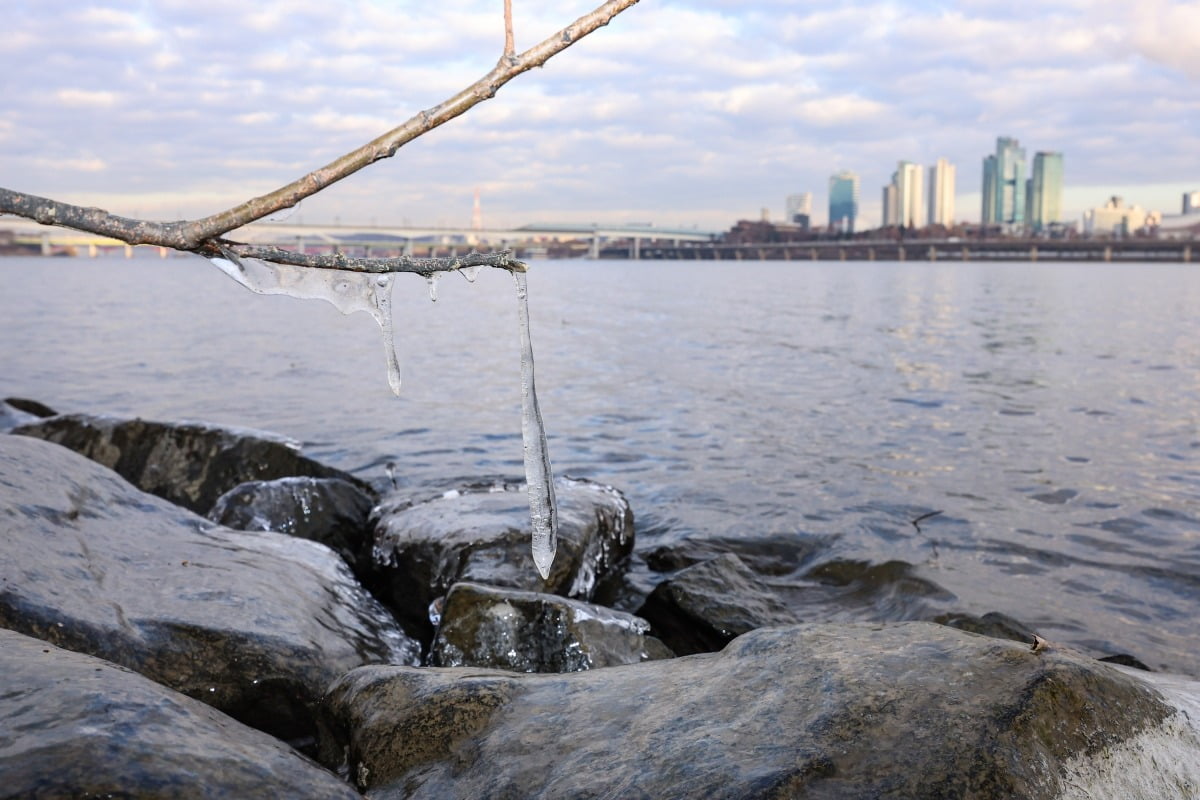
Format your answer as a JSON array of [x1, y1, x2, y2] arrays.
[[215, 242, 527, 274], [0, 0, 639, 267]]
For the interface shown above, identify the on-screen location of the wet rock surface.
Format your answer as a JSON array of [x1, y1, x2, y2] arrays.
[[319, 622, 1174, 800], [429, 581, 671, 672], [368, 476, 634, 641], [0, 629, 358, 800], [0, 435, 419, 746], [209, 476, 377, 570], [12, 412, 366, 514], [0, 397, 51, 432], [637, 553, 799, 655]]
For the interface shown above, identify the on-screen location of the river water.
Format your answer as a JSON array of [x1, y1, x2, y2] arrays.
[[2, 255, 1198, 676]]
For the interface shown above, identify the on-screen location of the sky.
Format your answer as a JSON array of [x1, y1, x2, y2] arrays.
[[2, 0, 1198, 232]]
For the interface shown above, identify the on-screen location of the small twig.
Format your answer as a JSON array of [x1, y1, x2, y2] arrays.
[[910, 510, 943, 560], [910, 510, 943, 535], [503, 0, 516, 59]]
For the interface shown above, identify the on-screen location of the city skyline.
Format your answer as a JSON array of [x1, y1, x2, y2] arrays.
[[2, 1, 1197, 231]]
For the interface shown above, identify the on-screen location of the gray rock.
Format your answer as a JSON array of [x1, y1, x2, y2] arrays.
[[934, 610, 1039, 644], [637, 553, 799, 655], [0, 629, 359, 800], [319, 622, 1177, 799], [429, 581, 671, 672], [643, 531, 828, 576], [369, 477, 634, 640], [209, 476, 376, 570], [0, 435, 419, 747], [13, 412, 367, 514], [0, 399, 45, 432]]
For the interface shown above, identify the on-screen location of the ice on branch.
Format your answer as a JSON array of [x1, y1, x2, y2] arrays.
[[210, 253, 402, 396]]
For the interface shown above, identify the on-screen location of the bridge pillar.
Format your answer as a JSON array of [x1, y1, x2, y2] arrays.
[[810, 248, 817, 260], [1030, 245, 1038, 262], [632, 237, 640, 260], [295, 236, 304, 255], [41, 232, 51, 256], [589, 236, 600, 260], [839, 247, 846, 261], [898, 246, 905, 261], [928, 245, 936, 261], [1184, 245, 1191, 263], [1103, 245, 1112, 262], [404, 238, 414, 257], [868, 247, 875, 261], [961, 246, 969, 261]]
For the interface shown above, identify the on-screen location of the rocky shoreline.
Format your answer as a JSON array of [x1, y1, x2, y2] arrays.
[[2, 398, 1198, 798]]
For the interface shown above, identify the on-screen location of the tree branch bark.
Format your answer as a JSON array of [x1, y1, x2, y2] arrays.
[[0, 0, 639, 270]]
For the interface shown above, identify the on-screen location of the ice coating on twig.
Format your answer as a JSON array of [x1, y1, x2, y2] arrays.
[[210, 252, 402, 396], [426, 273, 440, 302], [514, 270, 558, 579], [460, 265, 483, 283]]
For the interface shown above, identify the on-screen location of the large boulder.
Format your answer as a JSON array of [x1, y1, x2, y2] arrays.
[[318, 622, 1184, 799], [0, 629, 359, 799], [637, 553, 799, 655], [0, 435, 419, 747], [429, 581, 671, 672], [209, 476, 376, 570], [368, 477, 634, 640], [12, 412, 369, 514]]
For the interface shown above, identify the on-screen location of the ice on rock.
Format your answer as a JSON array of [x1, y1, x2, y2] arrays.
[[210, 253, 402, 396], [513, 271, 558, 579]]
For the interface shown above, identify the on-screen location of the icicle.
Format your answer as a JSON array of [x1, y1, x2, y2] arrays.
[[210, 252, 402, 396], [513, 270, 558, 579], [426, 273, 440, 302], [460, 265, 483, 283]]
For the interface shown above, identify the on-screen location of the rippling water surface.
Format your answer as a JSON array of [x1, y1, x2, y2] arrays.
[[3, 255, 1198, 675]]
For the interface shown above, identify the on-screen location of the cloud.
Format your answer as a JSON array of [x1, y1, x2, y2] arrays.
[[0, 0, 1195, 230]]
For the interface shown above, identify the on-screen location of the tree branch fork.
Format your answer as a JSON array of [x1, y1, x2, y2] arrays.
[[0, 0, 639, 275]]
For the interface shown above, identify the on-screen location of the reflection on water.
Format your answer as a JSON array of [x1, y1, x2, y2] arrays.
[[2, 256, 1198, 675]]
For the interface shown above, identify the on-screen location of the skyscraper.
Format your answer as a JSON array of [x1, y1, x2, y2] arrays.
[[927, 158, 956, 226], [882, 181, 899, 227], [829, 171, 859, 233], [895, 161, 924, 228], [981, 155, 997, 224], [1028, 152, 1064, 231], [982, 136, 1027, 227], [786, 193, 813, 228]]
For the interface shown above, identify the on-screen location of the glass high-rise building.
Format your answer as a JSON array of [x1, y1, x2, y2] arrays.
[[1028, 152, 1064, 230], [829, 171, 859, 233], [981, 137, 1026, 227]]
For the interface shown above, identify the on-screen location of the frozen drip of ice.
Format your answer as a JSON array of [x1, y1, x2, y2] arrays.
[[513, 270, 558, 579], [210, 254, 402, 395]]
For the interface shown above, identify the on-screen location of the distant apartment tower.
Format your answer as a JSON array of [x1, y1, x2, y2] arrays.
[[981, 136, 1026, 227], [786, 192, 813, 229], [896, 161, 925, 228], [1184, 190, 1200, 214], [829, 171, 859, 233], [927, 158, 956, 226], [882, 182, 899, 227], [1027, 152, 1064, 231]]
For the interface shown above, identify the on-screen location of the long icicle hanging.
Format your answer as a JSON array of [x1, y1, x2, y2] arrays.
[[513, 270, 559, 579]]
